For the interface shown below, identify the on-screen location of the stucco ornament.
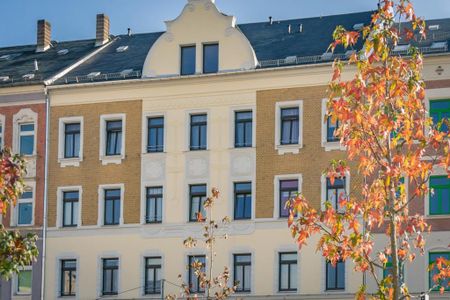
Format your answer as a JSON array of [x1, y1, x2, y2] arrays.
[[144, 160, 165, 181], [142, 0, 258, 78], [188, 157, 208, 178]]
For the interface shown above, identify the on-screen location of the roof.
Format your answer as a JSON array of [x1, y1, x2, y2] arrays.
[[1, 10, 450, 87], [0, 39, 98, 87]]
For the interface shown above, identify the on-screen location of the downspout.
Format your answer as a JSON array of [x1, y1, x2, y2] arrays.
[[40, 86, 50, 300]]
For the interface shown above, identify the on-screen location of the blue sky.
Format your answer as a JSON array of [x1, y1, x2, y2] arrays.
[[1, 0, 449, 47]]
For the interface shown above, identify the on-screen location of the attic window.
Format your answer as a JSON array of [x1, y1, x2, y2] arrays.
[[87, 72, 101, 78], [431, 41, 448, 49], [321, 52, 333, 60], [116, 46, 129, 53], [22, 74, 35, 80], [285, 56, 297, 64], [120, 69, 133, 76], [393, 44, 410, 52], [57, 49, 69, 55], [429, 25, 440, 31], [0, 53, 21, 61], [353, 23, 364, 30], [0, 76, 10, 82]]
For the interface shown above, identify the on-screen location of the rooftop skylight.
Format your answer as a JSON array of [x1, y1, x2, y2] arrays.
[[428, 24, 440, 31], [22, 73, 35, 80], [393, 44, 410, 52], [430, 41, 448, 49], [87, 72, 101, 78], [116, 45, 129, 53], [0, 53, 22, 61], [120, 69, 134, 75], [0, 76, 10, 82], [353, 23, 364, 30], [57, 49, 69, 55]]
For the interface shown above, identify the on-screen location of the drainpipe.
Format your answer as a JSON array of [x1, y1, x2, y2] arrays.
[[40, 86, 50, 300]]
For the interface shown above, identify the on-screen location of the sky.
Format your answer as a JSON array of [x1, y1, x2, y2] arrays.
[[1, 0, 450, 47]]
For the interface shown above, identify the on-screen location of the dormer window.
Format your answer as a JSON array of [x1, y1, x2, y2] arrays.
[[203, 43, 219, 74], [181, 45, 196, 76]]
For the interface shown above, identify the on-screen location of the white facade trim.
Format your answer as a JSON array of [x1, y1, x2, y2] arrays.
[[12, 108, 38, 157], [0, 113, 5, 148], [56, 186, 83, 228], [274, 100, 303, 155], [273, 174, 303, 219], [97, 184, 125, 226], [99, 113, 126, 165], [321, 98, 345, 151], [58, 116, 84, 167]]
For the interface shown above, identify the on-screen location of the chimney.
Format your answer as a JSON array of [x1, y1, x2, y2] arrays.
[[96, 14, 110, 47], [269, 16, 273, 25], [36, 19, 51, 52]]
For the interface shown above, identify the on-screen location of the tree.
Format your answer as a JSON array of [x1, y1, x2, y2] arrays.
[[167, 188, 237, 300], [0, 148, 38, 279], [288, 0, 450, 299]]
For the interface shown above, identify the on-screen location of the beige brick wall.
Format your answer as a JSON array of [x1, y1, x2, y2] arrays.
[[255, 86, 361, 218], [48, 100, 142, 226]]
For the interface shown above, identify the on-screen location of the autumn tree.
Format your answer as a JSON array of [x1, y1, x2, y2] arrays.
[[0, 149, 38, 279], [167, 188, 237, 300], [288, 0, 450, 299]]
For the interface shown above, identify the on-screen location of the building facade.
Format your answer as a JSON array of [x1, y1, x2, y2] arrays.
[[0, 0, 449, 299]]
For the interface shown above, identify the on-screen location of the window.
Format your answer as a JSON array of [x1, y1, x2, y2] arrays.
[[234, 182, 252, 220], [280, 108, 299, 145], [19, 123, 34, 155], [189, 185, 207, 222], [429, 176, 450, 215], [326, 116, 340, 142], [326, 260, 345, 290], [146, 187, 162, 223], [64, 123, 80, 158], [383, 256, 404, 284], [279, 180, 298, 218], [181, 45, 196, 76], [190, 114, 207, 151], [203, 43, 219, 74], [235, 111, 252, 148], [430, 99, 450, 132], [234, 254, 251, 293], [279, 252, 297, 292], [16, 266, 32, 295], [102, 258, 119, 295], [63, 191, 79, 227], [429, 252, 450, 291], [144, 257, 162, 295], [104, 189, 121, 225], [188, 255, 205, 294], [326, 177, 346, 212], [60, 260, 77, 297], [17, 190, 33, 226], [106, 120, 122, 156], [147, 117, 164, 153]]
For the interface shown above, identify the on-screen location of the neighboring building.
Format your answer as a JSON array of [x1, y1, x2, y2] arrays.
[[0, 16, 109, 300], [0, 0, 444, 299]]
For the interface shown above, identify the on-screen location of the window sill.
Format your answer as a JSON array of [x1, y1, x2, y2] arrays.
[[100, 155, 124, 165], [426, 214, 450, 219], [275, 144, 302, 155], [322, 142, 346, 152], [58, 157, 82, 168]]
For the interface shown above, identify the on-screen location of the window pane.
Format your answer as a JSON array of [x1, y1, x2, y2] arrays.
[[280, 264, 288, 290], [63, 202, 73, 225], [326, 263, 336, 289], [20, 124, 34, 132], [203, 44, 219, 74], [289, 264, 298, 289], [21, 191, 33, 199], [17, 270, 32, 294], [337, 262, 345, 289], [18, 203, 32, 225], [113, 200, 120, 224], [200, 125, 207, 149], [20, 135, 34, 155], [181, 46, 196, 76], [244, 266, 251, 291]]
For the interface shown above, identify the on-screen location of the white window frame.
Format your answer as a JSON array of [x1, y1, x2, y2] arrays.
[[97, 184, 125, 226], [58, 116, 84, 167], [425, 165, 448, 218], [12, 264, 33, 296], [56, 186, 82, 229], [99, 114, 126, 165], [0, 114, 5, 148], [230, 106, 256, 149], [321, 98, 345, 151], [13, 108, 37, 157], [273, 174, 303, 219], [321, 172, 351, 212], [11, 182, 35, 227], [142, 112, 167, 154], [275, 101, 303, 155]]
